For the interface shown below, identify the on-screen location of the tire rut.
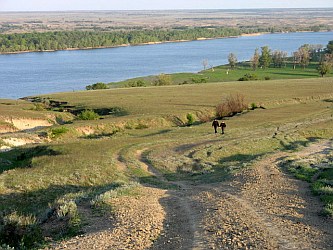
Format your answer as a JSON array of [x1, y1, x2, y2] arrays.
[[138, 149, 205, 250]]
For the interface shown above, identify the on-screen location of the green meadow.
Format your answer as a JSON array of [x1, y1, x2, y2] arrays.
[[111, 62, 333, 87], [0, 76, 332, 248]]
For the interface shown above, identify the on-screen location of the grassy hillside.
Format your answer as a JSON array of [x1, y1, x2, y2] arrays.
[[0, 77, 332, 248], [109, 62, 333, 88]]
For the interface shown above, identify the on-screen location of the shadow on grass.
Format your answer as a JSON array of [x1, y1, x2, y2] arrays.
[[279, 137, 320, 151], [270, 72, 317, 77], [142, 129, 173, 137], [323, 98, 333, 103], [0, 145, 62, 173], [82, 132, 117, 139], [143, 152, 266, 185], [218, 153, 265, 164]]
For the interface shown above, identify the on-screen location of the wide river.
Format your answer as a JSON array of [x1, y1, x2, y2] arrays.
[[0, 31, 332, 99]]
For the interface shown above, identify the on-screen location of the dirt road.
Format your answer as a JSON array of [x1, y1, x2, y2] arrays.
[[49, 140, 333, 250]]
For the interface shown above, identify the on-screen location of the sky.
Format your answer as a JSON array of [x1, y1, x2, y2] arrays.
[[1, 0, 333, 11]]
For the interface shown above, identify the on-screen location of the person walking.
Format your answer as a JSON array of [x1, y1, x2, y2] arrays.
[[212, 119, 219, 133], [220, 121, 226, 134]]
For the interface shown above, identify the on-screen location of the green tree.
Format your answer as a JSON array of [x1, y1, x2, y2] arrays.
[[272, 50, 288, 68], [317, 54, 333, 77], [297, 45, 311, 69], [259, 46, 272, 69], [327, 40, 333, 54], [228, 53, 237, 69], [251, 48, 260, 71], [318, 62, 331, 77]]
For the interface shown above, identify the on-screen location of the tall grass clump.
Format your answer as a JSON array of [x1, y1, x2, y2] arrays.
[[90, 182, 140, 213], [0, 212, 42, 249], [196, 109, 214, 123], [216, 93, 248, 118], [77, 109, 100, 120], [44, 198, 81, 237], [49, 126, 69, 138]]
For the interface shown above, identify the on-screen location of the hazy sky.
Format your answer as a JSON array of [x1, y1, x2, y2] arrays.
[[1, 0, 333, 11]]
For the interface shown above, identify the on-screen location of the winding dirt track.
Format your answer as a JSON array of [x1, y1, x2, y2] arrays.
[[48, 140, 333, 250]]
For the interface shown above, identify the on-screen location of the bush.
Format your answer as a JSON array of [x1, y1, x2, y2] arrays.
[[86, 82, 109, 90], [250, 102, 258, 110], [126, 80, 146, 87], [264, 76, 271, 80], [153, 74, 172, 86], [45, 198, 81, 236], [31, 103, 47, 111], [186, 113, 195, 126], [191, 77, 207, 83], [216, 93, 248, 118], [77, 110, 100, 120], [49, 126, 69, 138], [238, 73, 259, 81], [0, 212, 42, 249]]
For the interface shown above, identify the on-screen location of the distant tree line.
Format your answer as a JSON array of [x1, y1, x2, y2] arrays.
[[228, 40, 333, 78], [0, 26, 326, 53]]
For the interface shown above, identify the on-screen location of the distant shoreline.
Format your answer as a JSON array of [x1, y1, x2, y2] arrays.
[[0, 32, 268, 55], [2, 30, 330, 55]]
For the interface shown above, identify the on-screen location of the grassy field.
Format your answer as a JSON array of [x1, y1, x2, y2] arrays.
[[110, 62, 333, 88], [0, 77, 332, 248]]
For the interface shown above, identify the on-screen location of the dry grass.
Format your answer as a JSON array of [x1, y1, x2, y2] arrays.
[[0, 77, 332, 247]]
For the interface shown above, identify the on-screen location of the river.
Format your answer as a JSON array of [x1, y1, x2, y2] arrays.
[[0, 31, 332, 99]]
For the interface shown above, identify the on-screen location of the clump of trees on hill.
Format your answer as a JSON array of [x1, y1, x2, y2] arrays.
[[85, 82, 109, 90], [247, 41, 333, 77]]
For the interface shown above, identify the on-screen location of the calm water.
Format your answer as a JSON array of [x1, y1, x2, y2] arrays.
[[0, 31, 332, 99]]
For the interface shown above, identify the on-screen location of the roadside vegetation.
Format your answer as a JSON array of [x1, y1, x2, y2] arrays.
[[280, 152, 333, 217]]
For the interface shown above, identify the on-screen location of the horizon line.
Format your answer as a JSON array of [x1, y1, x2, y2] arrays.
[[1, 7, 333, 13]]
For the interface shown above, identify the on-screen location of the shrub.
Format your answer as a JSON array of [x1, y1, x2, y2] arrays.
[[0, 212, 42, 249], [191, 77, 207, 83], [135, 80, 146, 87], [49, 126, 69, 138], [186, 113, 195, 126], [31, 103, 47, 111], [216, 93, 248, 118], [153, 74, 172, 86], [238, 73, 259, 81], [250, 102, 258, 110], [77, 110, 100, 120], [126, 80, 146, 87], [45, 198, 81, 237], [86, 82, 108, 90], [264, 76, 271, 80]]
